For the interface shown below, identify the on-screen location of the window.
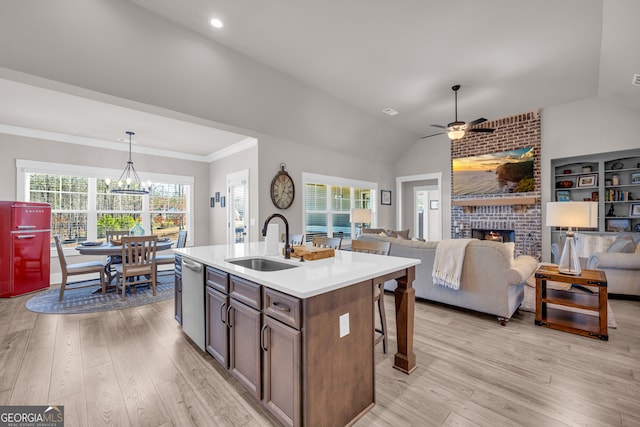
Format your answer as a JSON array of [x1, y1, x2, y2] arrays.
[[17, 160, 193, 249], [302, 173, 377, 242]]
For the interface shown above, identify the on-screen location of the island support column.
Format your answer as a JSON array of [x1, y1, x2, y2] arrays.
[[393, 266, 416, 374]]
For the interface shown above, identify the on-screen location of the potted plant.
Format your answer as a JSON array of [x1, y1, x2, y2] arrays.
[[582, 165, 592, 172]]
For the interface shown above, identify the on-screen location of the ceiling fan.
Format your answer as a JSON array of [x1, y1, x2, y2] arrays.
[[420, 84, 495, 140]]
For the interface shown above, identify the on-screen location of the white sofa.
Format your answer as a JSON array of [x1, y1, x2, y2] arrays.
[[357, 234, 538, 323]]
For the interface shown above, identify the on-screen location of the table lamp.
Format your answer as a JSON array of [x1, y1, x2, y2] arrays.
[[351, 208, 372, 238], [546, 201, 597, 275]]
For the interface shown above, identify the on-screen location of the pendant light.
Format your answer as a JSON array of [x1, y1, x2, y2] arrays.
[[105, 131, 151, 195]]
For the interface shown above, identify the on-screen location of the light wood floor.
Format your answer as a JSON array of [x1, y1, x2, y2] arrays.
[[1, 290, 638, 427]]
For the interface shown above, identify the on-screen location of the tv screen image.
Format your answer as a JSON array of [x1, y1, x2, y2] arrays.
[[453, 147, 534, 196]]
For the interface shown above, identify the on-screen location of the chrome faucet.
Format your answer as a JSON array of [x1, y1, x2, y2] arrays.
[[262, 213, 293, 259]]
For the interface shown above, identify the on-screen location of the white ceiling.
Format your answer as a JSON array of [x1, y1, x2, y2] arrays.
[[1, 0, 639, 159]]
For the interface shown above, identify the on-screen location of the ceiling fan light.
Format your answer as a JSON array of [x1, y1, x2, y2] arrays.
[[448, 129, 465, 140]]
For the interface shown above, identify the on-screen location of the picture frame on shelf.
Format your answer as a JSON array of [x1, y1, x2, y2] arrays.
[[381, 190, 391, 205], [630, 203, 640, 217], [606, 218, 631, 232], [577, 174, 597, 188], [556, 190, 571, 202], [631, 173, 640, 184]]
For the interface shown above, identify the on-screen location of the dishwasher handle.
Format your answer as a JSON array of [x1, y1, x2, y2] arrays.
[[182, 258, 203, 272]]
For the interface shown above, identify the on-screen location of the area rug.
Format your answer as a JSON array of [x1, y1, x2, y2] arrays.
[[520, 284, 617, 328], [25, 275, 174, 315]]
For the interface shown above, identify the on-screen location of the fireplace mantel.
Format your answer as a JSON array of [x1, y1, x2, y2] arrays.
[[452, 196, 538, 213]]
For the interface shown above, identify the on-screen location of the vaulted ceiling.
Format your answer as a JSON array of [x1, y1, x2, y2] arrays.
[[0, 0, 638, 161]]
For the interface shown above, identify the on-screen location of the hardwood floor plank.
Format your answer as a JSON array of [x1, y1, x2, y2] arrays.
[[51, 391, 88, 427], [48, 315, 83, 402], [101, 308, 172, 426], [0, 330, 30, 404], [84, 362, 129, 426]]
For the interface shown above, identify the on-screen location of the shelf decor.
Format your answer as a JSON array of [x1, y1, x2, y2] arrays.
[[630, 203, 640, 217], [556, 190, 571, 202], [606, 218, 630, 232], [632, 173, 640, 185], [577, 174, 597, 188]]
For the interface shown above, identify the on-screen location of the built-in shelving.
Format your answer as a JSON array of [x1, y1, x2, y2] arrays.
[[550, 149, 640, 245]]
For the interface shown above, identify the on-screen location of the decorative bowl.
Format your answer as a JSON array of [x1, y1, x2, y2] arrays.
[[557, 180, 573, 188]]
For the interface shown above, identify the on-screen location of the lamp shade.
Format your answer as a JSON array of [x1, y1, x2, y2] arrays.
[[350, 208, 371, 224], [546, 202, 597, 228]]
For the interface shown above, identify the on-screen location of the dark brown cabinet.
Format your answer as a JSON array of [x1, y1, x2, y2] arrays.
[[228, 298, 262, 399], [205, 286, 228, 366], [174, 254, 182, 325], [262, 315, 301, 427]]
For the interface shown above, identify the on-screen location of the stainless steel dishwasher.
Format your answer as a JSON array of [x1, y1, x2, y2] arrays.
[[181, 257, 205, 351]]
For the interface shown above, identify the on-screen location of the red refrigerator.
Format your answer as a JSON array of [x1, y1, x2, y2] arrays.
[[0, 201, 51, 297]]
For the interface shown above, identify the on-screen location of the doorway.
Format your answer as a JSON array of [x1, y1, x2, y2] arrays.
[[396, 173, 442, 241], [227, 169, 249, 244]]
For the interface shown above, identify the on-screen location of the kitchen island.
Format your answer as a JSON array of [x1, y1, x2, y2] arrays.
[[175, 242, 419, 427]]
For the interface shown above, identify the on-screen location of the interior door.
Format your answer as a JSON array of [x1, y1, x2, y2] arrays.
[[227, 170, 249, 245]]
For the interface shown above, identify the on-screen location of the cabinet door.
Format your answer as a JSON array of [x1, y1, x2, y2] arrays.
[[262, 316, 301, 427], [206, 286, 228, 367], [174, 272, 182, 325], [228, 299, 262, 399]]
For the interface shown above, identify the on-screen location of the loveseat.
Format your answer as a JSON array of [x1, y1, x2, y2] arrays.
[[357, 234, 538, 323], [552, 232, 640, 296]]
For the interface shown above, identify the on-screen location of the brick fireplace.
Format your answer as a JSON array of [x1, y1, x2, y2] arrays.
[[451, 110, 542, 259]]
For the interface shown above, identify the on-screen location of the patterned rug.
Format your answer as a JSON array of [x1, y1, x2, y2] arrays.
[[520, 283, 617, 328], [25, 274, 175, 315]]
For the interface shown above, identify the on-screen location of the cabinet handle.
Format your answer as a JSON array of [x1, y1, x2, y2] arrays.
[[260, 324, 269, 352], [17, 234, 36, 239], [272, 301, 291, 312], [226, 305, 233, 328], [220, 302, 227, 324]]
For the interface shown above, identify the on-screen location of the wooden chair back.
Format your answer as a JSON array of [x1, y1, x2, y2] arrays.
[[106, 229, 130, 242], [54, 235, 106, 301], [350, 240, 391, 256], [117, 236, 158, 300], [175, 230, 188, 248], [312, 236, 342, 249]]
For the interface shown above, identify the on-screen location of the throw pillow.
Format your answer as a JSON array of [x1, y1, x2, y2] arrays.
[[607, 236, 635, 253]]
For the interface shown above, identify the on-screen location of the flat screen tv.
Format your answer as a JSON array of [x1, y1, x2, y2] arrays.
[[453, 147, 534, 196]]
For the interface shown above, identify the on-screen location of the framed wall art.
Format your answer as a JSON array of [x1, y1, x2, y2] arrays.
[[556, 190, 571, 202], [630, 203, 640, 217], [381, 190, 391, 205]]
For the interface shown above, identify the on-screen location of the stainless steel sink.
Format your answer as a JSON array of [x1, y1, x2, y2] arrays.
[[225, 257, 298, 271]]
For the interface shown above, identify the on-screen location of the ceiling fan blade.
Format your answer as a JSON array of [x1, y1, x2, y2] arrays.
[[469, 128, 495, 133], [420, 132, 445, 139], [430, 124, 448, 129], [467, 117, 487, 126]]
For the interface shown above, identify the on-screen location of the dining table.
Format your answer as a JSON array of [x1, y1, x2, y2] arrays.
[[75, 239, 175, 285]]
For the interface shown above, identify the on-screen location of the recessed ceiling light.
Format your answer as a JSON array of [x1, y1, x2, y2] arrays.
[[382, 107, 399, 116], [210, 18, 224, 28]]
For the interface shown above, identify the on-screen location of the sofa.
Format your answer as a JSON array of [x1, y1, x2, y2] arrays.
[[357, 233, 538, 323], [552, 232, 640, 296]]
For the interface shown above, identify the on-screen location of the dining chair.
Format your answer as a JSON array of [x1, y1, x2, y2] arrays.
[[289, 234, 304, 246], [54, 235, 106, 302], [350, 239, 392, 353], [311, 236, 342, 249], [156, 230, 187, 276], [115, 235, 158, 301], [105, 229, 130, 272]]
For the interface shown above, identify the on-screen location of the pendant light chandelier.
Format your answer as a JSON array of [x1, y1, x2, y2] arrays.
[[105, 131, 151, 195]]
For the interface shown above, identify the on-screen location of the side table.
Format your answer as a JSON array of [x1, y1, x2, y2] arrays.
[[534, 265, 608, 340]]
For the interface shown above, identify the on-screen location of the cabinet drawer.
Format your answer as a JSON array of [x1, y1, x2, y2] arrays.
[[230, 276, 261, 309], [263, 288, 301, 330], [206, 267, 228, 293]]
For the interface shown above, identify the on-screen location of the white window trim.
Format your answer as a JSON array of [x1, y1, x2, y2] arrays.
[[16, 159, 195, 256], [301, 172, 378, 238]]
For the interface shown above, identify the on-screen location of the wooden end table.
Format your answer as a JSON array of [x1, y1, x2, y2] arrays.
[[534, 265, 608, 340]]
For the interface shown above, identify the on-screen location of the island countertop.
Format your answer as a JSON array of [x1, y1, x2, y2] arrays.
[[175, 241, 420, 299]]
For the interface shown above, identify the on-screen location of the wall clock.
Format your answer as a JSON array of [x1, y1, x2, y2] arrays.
[[270, 163, 295, 209]]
